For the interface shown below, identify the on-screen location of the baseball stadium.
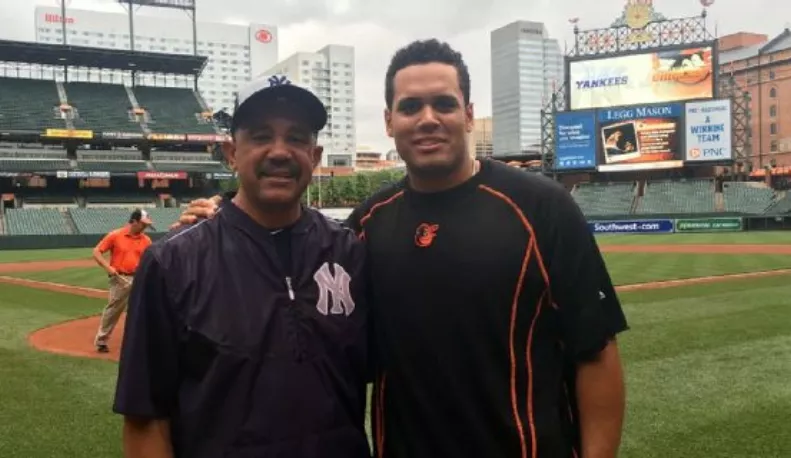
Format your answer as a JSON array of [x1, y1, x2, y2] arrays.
[[0, 1, 789, 458]]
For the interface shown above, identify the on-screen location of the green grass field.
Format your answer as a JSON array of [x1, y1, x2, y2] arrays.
[[0, 232, 789, 457]]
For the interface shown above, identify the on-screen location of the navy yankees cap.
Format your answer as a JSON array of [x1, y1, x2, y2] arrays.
[[231, 74, 328, 134]]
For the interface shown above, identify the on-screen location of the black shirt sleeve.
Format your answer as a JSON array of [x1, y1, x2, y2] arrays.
[[113, 248, 180, 418], [546, 190, 629, 363], [344, 204, 365, 236]]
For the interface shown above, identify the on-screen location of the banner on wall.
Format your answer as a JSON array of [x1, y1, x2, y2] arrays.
[[684, 99, 733, 162], [588, 219, 674, 234]]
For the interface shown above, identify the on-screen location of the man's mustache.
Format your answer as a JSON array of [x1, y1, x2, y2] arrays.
[[256, 161, 301, 178]]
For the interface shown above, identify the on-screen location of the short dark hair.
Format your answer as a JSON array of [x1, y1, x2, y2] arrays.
[[384, 39, 471, 109]]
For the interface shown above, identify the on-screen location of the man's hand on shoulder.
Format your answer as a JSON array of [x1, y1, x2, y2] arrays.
[[169, 195, 222, 229]]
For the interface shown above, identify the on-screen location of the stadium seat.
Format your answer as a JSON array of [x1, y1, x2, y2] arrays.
[[5, 208, 72, 235], [0, 78, 66, 132], [637, 179, 715, 214], [571, 182, 636, 216], [65, 82, 144, 133], [722, 182, 776, 214], [134, 86, 217, 134]]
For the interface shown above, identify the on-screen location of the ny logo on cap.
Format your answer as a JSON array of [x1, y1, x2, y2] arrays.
[[267, 75, 291, 87]]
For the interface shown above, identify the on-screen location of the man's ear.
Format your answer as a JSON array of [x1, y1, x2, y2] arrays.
[[465, 102, 474, 133], [311, 145, 324, 168], [384, 108, 393, 138], [221, 139, 237, 171]]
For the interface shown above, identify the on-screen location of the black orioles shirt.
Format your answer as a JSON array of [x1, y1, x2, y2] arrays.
[[346, 159, 628, 458], [113, 199, 371, 458]]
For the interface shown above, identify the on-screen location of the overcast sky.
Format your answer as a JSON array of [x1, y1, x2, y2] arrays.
[[1, 0, 789, 151]]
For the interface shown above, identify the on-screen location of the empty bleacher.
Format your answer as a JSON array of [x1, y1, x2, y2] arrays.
[[722, 182, 776, 214], [68, 207, 180, 234], [637, 179, 715, 214], [5, 208, 71, 235], [135, 86, 216, 134], [0, 158, 71, 172], [571, 182, 636, 216], [76, 160, 148, 173], [69, 207, 143, 234], [65, 82, 143, 133], [0, 78, 65, 132], [765, 193, 791, 214]]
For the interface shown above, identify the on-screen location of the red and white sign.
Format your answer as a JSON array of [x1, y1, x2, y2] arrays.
[[137, 171, 187, 180], [44, 13, 75, 24], [255, 29, 272, 43]]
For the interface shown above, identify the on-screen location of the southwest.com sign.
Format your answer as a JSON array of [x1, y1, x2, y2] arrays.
[[589, 219, 675, 234]]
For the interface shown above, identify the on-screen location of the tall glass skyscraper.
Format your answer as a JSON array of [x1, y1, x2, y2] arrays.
[[490, 21, 563, 156]]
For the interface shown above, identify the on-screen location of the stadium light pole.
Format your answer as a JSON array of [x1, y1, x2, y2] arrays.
[[61, 0, 68, 46], [128, 0, 135, 51]]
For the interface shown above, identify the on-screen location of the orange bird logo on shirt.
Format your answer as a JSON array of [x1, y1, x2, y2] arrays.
[[414, 223, 439, 248]]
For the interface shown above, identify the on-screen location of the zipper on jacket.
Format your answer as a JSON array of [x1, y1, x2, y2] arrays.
[[285, 276, 295, 301]]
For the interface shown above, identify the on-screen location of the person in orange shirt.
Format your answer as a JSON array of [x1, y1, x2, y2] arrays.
[[92, 209, 153, 353]]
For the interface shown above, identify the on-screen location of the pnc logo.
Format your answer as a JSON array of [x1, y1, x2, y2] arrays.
[[255, 29, 272, 43], [414, 223, 439, 248], [689, 148, 701, 158]]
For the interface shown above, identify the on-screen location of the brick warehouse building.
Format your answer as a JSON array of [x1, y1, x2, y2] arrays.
[[719, 29, 791, 172]]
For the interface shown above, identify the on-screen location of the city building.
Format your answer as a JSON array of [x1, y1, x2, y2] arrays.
[[468, 117, 494, 158], [490, 21, 563, 156], [355, 148, 382, 170], [264, 45, 356, 167], [32, 6, 278, 113], [720, 29, 791, 168]]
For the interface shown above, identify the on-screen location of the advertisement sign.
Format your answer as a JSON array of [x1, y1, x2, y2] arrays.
[[589, 219, 674, 234], [147, 133, 186, 142], [56, 171, 110, 179], [675, 218, 742, 233], [44, 129, 94, 139], [597, 103, 684, 172], [102, 131, 145, 140], [137, 171, 187, 180], [186, 134, 225, 143], [684, 99, 732, 162], [569, 47, 713, 110], [554, 111, 597, 170]]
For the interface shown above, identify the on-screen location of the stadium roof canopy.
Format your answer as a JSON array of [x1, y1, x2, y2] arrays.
[[0, 40, 207, 76]]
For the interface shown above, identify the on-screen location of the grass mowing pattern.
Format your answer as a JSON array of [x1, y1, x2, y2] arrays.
[[1, 233, 789, 457], [0, 285, 122, 458], [617, 275, 791, 457], [0, 248, 92, 263], [596, 232, 791, 245], [10, 252, 791, 290]]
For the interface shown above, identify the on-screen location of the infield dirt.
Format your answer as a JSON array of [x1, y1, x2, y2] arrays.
[[5, 244, 789, 362]]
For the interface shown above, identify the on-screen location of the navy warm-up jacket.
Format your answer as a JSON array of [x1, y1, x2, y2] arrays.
[[113, 198, 371, 458]]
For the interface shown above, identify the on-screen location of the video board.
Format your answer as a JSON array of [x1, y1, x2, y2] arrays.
[[597, 103, 684, 172], [568, 46, 714, 110]]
